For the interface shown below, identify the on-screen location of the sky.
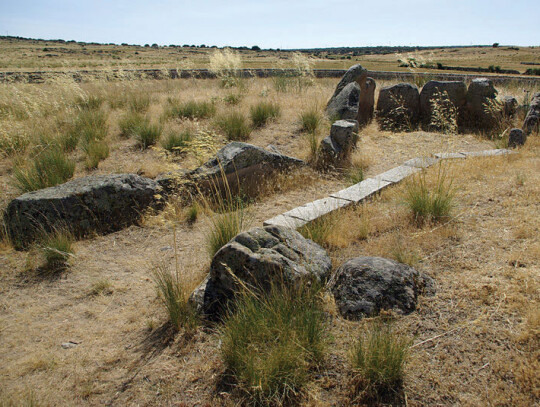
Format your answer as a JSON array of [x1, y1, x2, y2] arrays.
[[1, 0, 539, 49]]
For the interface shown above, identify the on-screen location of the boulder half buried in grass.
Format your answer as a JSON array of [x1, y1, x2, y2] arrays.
[[189, 225, 332, 319], [330, 256, 435, 320], [4, 174, 161, 249], [157, 142, 305, 195]]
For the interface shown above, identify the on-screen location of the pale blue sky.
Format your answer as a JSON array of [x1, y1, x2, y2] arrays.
[[1, 0, 538, 48]]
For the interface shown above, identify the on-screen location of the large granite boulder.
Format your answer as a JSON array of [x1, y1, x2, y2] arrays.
[[318, 120, 359, 168], [327, 64, 368, 105], [358, 77, 376, 126], [157, 142, 304, 195], [326, 82, 361, 120], [465, 78, 499, 130], [419, 80, 467, 128], [330, 256, 436, 320], [376, 83, 421, 131], [523, 92, 540, 136], [190, 225, 332, 318], [4, 174, 161, 249]]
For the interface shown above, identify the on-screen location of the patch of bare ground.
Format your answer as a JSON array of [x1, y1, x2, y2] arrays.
[[1, 77, 538, 406]]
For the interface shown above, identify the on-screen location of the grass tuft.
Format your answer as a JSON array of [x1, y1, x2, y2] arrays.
[[215, 111, 251, 141], [118, 111, 146, 139], [220, 283, 327, 405], [403, 165, 455, 224], [12, 148, 75, 192], [350, 320, 410, 403], [150, 262, 198, 333], [161, 129, 193, 152], [39, 228, 75, 271], [133, 120, 162, 149], [250, 101, 281, 128], [165, 99, 216, 120], [299, 108, 322, 134], [82, 140, 109, 170]]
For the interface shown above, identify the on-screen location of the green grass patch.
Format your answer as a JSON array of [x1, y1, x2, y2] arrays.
[[165, 99, 216, 120], [299, 108, 322, 134], [221, 283, 327, 405], [215, 111, 251, 141], [161, 129, 193, 152], [118, 111, 146, 139], [133, 120, 162, 149], [151, 262, 198, 333], [39, 228, 75, 271], [82, 140, 109, 170], [12, 148, 75, 192], [250, 101, 281, 128]]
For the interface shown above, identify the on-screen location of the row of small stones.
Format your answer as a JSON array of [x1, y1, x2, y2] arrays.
[[264, 149, 513, 229]]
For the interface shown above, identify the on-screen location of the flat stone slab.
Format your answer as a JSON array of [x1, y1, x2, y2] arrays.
[[331, 177, 392, 203], [434, 152, 466, 159], [263, 214, 308, 229], [374, 165, 421, 183], [282, 196, 351, 222], [403, 157, 440, 168], [461, 149, 512, 157]]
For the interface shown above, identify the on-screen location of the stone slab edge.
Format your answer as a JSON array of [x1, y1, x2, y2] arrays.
[[263, 149, 513, 230]]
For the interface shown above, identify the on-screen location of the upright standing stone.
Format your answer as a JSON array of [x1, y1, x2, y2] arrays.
[[419, 80, 467, 128], [465, 78, 499, 130], [508, 128, 526, 148], [523, 92, 540, 136], [358, 77, 376, 126], [327, 64, 368, 103], [376, 83, 421, 131], [318, 120, 359, 167], [502, 96, 518, 117]]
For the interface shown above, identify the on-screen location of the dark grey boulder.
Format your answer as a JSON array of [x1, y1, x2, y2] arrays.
[[523, 92, 540, 136], [318, 120, 358, 168], [330, 256, 436, 320], [326, 82, 361, 120], [189, 225, 332, 318], [502, 96, 518, 117], [376, 83, 421, 131], [4, 174, 161, 249], [508, 128, 526, 148], [465, 78, 499, 129], [327, 64, 368, 104], [358, 77, 376, 126], [419, 80, 467, 127], [157, 142, 304, 195]]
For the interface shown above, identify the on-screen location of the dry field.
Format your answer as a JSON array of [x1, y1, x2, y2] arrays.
[[1, 37, 539, 75], [0, 70, 539, 406]]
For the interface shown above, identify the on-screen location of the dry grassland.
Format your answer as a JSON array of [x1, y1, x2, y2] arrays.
[[0, 72, 538, 406], [2, 37, 539, 75]]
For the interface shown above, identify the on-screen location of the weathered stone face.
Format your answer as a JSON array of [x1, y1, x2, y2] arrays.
[[330, 256, 436, 320], [317, 120, 359, 168], [326, 82, 361, 121], [464, 78, 499, 130], [327, 64, 368, 102], [502, 96, 518, 118], [189, 225, 332, 318], [4, 174, 161, 249], [508, 128, 526, 148], [419, 80, 467, 127], [376, 83, 421, 131], [358, 77, 376, 126], [523, 92, 540, 136], [157, 142, 304, 196]]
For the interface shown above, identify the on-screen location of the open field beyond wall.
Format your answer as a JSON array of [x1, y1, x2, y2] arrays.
[[0, 69, 539, 405], [1, 37, 540, 76]]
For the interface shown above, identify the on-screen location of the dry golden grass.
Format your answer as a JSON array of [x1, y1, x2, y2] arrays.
[[0, 72, 539, 405]]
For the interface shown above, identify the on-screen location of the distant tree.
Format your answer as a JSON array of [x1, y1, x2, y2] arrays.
[[151, 43, 159, 48], [492, 43, 499, 48], [182, 44, 190, 47], [121, 43, 128, 46], [200, 44, 206, 48], [251, 45, 261, 51], [144, 44, 150, 47]]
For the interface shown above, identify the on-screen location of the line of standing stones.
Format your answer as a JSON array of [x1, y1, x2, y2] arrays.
[[323, 64, 539, 162]]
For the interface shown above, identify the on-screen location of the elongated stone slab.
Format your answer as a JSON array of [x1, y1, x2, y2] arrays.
[[403, 157, 440, 168], [461, 149, 512, 157], [263, 214, 308, 229], [434, 152, 466, 159], [331, 177, 392, 203], [374, 165, 421, 183], [283, 196, 351, 222]]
